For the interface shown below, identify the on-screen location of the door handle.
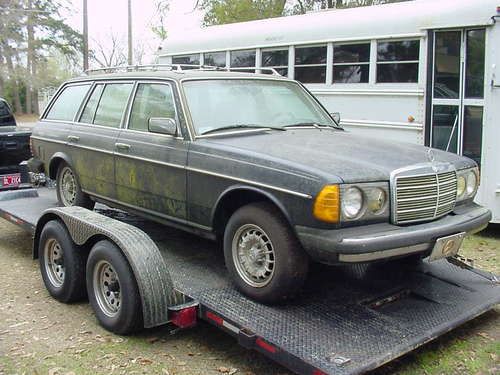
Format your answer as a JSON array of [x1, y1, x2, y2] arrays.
[[115, 143, 131, 150], [67, 135, 80, 142]]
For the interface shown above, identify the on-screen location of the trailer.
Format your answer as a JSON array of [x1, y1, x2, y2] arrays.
[[0, 187, 498, 375]]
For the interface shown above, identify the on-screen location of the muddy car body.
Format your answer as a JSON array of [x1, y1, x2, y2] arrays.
[[31, 69, 491, 302]]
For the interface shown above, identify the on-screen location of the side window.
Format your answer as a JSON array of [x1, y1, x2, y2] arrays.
[[262, 48, 288, 76], [79, 84, 104, 124], [333, 43, 370, 83], [204, 51, 226, 67], [128, 83, 176, 132], [172, 54, 200, 69], [93, 83, 134, 128], [376, 40, 419, 83], [45, 84, 91, 121], [294, 45, 327, 83], [230, 49, 256, 67]]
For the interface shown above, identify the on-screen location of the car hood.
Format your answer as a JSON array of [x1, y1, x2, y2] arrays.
[[203, 129, 475, 182]]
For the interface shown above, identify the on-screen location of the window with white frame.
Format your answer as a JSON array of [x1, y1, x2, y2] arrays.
[[204, 51, 226, 67], [294, 45, 327, 84], [230, 49, 256, 68], [172, 54, 200, 69], [376, 40, 419, 83], [332, 43, 370, 83], [261, 48, 288, 76]]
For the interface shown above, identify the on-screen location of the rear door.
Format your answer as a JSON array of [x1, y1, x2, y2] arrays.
[[70, 81, 134, 200], [114, 81, 188, 221]]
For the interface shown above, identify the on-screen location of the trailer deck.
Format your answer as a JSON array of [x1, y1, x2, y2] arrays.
[[0, 188, 499, 375]]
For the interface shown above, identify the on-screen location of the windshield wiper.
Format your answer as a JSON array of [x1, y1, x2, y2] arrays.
[[283, 122, 336, 129], [200, 124, 285, 135]]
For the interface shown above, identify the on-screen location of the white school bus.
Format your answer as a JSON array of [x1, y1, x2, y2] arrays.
[[159, 0, 500, 223]]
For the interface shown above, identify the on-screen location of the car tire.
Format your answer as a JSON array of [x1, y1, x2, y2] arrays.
[[56, 162, 95, 210], [39, 220, 87, 303], [86, 240, 143, 335], [224, 202, 309, 304]]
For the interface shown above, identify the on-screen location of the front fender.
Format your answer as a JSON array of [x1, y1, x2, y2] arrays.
[[48, 152, 73, 179]]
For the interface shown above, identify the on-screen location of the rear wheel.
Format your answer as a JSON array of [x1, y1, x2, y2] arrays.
[[86, 240, 143, 335], [56, 162, 94, 210], [224, 202, 309, 303], [39, 220, 87, 303]]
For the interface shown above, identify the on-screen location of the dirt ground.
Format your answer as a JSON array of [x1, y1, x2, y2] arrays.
[[0, 218, 498, 375]]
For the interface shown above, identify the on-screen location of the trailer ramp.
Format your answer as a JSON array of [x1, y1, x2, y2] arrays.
[[0, 188, 498, 375]]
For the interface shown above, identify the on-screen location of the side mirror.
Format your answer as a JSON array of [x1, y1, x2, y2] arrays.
[[330, 112, 341, 124], [148, 117, 177, 136]]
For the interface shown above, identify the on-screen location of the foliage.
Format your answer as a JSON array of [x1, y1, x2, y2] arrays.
[[0, 0, 82, 114], [151, 0, 170, 42]]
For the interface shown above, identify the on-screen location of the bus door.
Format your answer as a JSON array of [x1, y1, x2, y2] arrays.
[[430, 29, 486, 167]]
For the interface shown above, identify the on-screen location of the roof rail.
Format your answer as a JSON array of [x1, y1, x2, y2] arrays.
[[83, 64, 282, 76]]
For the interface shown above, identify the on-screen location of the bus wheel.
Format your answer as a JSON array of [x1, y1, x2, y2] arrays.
[[39, 220, 87, 303], [86, 240, 143, 335]]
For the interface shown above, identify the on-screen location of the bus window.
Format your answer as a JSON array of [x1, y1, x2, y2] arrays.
[[204, 51, 226, 67], [376, 40, 419, 83], [230, 49, 256, 68], [333, 43, 370, 83], [294, 45, 327, 84], [172, 54, 200, 69], [262, 48, 288, 77]]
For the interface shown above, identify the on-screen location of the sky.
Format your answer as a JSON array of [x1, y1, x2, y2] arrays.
[[65, 0, 204, 65]]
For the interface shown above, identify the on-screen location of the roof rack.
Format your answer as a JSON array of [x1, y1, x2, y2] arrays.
[[83, 64, 282, 76]]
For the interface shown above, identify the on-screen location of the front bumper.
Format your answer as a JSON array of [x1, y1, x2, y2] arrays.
[[295, 203, 491, 264]]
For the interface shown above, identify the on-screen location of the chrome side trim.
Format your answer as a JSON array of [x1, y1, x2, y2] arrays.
[[115, 152, 186, 170], [66, 143, 114, 155], [186, 166, 312, 199], [83, 190, 212, 232], [30, 135, 67, 145], [338, 243, 429, 263]]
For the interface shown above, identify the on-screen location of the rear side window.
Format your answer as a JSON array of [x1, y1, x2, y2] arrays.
[[79, 84, 105, 124], [128, 83, 176, 132], [90, 83, 133, 128], [45, 84, 91, 121]]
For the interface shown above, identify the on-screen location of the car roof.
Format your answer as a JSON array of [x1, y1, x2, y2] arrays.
[[66, 69, 291, 84]]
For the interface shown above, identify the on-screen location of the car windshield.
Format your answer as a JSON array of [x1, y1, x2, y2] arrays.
[[182, 79, 337, 135]]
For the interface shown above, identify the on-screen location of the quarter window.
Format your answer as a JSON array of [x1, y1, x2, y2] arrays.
[[92, 83, 134, 128], [129, 83, 176, 132], [261, 48, 288, 76], [45, 84, 91, 121], [333, 43, 370, 83], [172, 54, 200, 69], [204, 51, 226, 67], [79, 84, 104, 124], [376, 40, 419, 83], [294, 45, 327, 84], [230, 49, 256, 68]]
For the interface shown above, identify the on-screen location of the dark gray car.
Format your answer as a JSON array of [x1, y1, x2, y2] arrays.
[[31, 69, 491, 303]]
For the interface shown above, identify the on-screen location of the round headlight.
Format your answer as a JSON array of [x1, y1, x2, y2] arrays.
[[342, 187, 363, 219], [466, 171, 477, 196], [457, 175, 466, 198], [367, 188, 386, 214]]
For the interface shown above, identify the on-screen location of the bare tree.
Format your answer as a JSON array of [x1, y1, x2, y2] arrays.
[[90, 33, 127, 68]]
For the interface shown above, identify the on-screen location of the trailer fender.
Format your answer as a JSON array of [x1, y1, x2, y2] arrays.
[[33, 206, 179, 328]]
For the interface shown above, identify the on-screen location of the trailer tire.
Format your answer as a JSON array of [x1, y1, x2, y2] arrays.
[[224, 202, 309, 304], [56, 162, 94, 210], [39, 220, 87, 303], [86, 240, 143, 335]]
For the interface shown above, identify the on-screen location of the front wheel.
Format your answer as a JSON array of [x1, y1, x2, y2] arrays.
[[224, 202, 309, 304], [56, 162, 95, 210]]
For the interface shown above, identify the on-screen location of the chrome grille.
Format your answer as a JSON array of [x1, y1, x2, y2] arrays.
[[394, 171, 457, 224]]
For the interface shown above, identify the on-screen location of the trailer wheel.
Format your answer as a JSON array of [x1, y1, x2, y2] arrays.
[[224, 202, 309, 303], [56, 162, 94, 210], [86, 240, 143, 335], [39, 220, 87, 303]]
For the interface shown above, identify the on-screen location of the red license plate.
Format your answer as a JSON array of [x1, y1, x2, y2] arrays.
[[1, 173, 21, 188]]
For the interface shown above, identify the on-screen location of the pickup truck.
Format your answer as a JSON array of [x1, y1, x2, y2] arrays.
[[0, 98, 31, 190]]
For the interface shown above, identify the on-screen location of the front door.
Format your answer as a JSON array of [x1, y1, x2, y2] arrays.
[[114, 81, 188, 221], [430, 29, 486, 167]]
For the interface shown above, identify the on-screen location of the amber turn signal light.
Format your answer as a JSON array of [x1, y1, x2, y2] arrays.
[[313, 185, 340, 223]]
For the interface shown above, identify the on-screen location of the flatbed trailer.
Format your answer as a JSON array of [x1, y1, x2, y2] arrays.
[[0, 187, 499, 375]]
